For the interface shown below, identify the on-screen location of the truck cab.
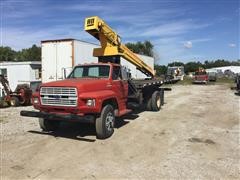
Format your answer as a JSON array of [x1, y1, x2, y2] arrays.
[[28, 63, 131, 138]]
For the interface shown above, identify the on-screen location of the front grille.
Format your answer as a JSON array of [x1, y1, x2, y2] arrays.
[[40, 87, 78, 107]]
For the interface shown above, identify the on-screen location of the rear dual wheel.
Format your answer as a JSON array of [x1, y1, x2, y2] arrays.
[[146, 91, 161, 111], [152, 91, 161, 111]]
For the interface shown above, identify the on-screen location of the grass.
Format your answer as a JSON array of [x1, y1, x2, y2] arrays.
[[175, 76, 235, 86], [176, 76, 193, 85], [215, 77, 234, 84]]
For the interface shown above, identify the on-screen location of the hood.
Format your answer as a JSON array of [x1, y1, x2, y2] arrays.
[[41, 78, 110, 92]]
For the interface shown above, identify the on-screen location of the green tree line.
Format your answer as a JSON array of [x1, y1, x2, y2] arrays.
[[1, 43, 239, 76], [125, 41, 240, 75], [0, 45, 41, 61], [155, 60, 240, 76]]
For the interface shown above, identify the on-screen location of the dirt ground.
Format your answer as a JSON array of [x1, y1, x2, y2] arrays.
[[1, 84, 239, 179]]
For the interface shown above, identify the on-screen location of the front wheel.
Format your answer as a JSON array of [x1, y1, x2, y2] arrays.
[[95, 105, 115, 139], [39, 118, 60, 131]]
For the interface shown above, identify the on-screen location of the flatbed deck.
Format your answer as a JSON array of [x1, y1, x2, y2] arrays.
[[131, 78, 179, 88]]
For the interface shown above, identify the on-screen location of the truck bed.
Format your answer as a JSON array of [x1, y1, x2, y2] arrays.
[[131, 78, 178, 89]]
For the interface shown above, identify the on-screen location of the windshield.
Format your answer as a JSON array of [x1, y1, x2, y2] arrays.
[[68, 65, 110, 79]]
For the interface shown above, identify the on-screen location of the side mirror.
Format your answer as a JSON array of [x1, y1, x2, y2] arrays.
[[62, 67, 73, 79], [63, 68, 67, 79]]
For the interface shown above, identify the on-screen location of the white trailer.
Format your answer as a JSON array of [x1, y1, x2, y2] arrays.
[[41, 39, 154, 83], [0, 61, 41, 97]]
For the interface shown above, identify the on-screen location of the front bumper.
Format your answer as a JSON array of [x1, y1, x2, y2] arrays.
[[20, 110, 95, 123]]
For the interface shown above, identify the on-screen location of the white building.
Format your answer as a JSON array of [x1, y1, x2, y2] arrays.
[[206, 66, 240, 74], [0, 61, 41, 97]]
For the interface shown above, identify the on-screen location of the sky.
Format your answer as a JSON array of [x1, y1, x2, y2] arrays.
[[0, 0, 239, 65]]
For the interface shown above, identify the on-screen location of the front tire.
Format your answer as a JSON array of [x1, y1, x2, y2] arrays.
[[39, 118, 60, 131], [96, 105, 115, 139]]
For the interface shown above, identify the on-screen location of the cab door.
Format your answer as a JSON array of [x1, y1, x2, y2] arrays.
[[111, 66, 128, 103]]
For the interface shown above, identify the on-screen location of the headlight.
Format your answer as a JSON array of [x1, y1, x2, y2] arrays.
[[86, 99, 95, 106], [33, 97, 39, 104]]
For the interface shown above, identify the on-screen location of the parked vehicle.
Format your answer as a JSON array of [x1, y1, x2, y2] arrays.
[[0, 75, 32, 107], [208, 72, 217, 82], [166, 66, 184, 81], [21, 16, 173, 139], [193, 68, 209, 84]]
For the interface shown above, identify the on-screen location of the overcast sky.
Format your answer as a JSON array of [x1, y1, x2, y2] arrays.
[[1, 0, 239, 64]]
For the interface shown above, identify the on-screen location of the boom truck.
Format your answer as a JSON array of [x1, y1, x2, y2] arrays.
[[21, 16, 171, 139]]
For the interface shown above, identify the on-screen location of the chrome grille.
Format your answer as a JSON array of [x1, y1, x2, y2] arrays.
[[40, 87, 77, 107]]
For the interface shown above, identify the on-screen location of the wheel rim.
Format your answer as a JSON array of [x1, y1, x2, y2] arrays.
[[157, 96, 161, 108], [105, 112, 114, 131]]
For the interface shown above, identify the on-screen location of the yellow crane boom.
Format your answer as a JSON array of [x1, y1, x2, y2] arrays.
[[84, 16, 155, 78]]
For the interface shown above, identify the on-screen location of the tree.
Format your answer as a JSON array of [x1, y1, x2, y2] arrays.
[[154, 64, 167, 76], [125, 41, 154, 57], [167, 61, 185, 67], [184, 61, 203, 73], [0, 45, 41, 61], [16, 45, 41, 61], [0, 46, 16, 61]]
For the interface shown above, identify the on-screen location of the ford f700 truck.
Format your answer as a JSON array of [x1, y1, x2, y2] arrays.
[[21, 16, 170, 139]]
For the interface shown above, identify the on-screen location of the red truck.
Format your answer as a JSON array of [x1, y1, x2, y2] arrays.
[[21, 63, 167, 139], [193, 69, 209, 84], [20, 16, 171, 139]]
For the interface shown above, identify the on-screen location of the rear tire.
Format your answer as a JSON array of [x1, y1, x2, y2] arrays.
[[146, 96, 152, 111], [96, 105, 115, 139], [151, 91, 161, 111], [39, 118, 60, 131], [10, 97, 20, 107]]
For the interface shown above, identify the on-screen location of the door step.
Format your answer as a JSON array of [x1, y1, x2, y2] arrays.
[[118, 109, 132, 116]]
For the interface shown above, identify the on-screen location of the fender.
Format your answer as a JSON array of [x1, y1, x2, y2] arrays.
[[79, 90, 121, 111]]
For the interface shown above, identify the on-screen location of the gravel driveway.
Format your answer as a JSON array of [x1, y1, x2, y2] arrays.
[[1, 84, 239, 179]]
